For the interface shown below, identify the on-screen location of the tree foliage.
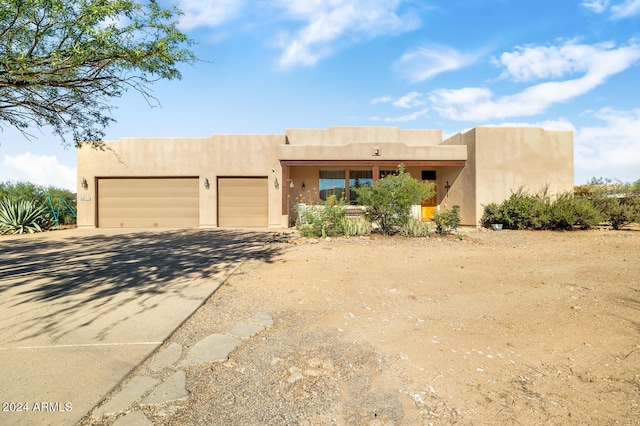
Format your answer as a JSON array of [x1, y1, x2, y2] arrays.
[[0, 0, 196, 147], [355, 164, 435, 235], [0, 180, 76, 224]]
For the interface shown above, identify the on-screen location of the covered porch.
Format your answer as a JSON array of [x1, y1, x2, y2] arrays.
[[280, 160, 466, 225]]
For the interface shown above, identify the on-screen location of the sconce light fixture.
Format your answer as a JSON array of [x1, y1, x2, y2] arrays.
[[81, 178, 88, 190], [445, 180, 451, 197], [289, 179, 294, 189], [301, 182, 306, 190], [204, 178, 210, 190], [274, 177, 279, 189]]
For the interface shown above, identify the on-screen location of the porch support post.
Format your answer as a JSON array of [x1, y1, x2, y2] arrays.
[[372, 164, 380, 183], [281, 164, 289, 215]]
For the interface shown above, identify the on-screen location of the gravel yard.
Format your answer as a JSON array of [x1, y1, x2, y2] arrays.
[[84, 229, 640, 425]]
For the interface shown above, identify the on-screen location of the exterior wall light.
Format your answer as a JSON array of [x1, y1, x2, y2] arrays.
[[445, 180, 451, 197], [302, 182, 306, 190], [289, 179, 294, 188], [204, 178, 210, 189], [81, 178, 88, 190], [274, 177, 279, 189]]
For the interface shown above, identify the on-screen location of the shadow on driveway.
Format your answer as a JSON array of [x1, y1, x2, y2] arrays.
[[0, 228, 286, 345]]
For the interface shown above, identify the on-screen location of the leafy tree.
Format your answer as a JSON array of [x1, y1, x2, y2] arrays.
[[0, 0, 196, 147], [355, 164, 435, 235]]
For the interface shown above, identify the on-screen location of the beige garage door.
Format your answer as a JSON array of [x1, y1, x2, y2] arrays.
[[98, 178, 199, 228], [218, 177, 268, 227]]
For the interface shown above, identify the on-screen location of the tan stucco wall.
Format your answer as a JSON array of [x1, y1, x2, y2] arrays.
[[443, 127, 574, 226], [77, 135, 285, 228], [77, 126, 573, 229], [286, 126, 442, 146]]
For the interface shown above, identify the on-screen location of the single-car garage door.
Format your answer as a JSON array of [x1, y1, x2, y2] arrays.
[[218, 177, 268, 227], [98, 178, 199, 228]]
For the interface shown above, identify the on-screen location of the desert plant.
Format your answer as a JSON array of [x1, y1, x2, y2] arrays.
[[342, 216, 372, 236], [354, 164, 435, 235], [549, 192, 601, 230], [0, 198, 51, 234], [400, 217, 431, 237], [499, 187, 551, 230], [584, 181, 640, 230], [432, 205, 461, 234], [0, 181, 77, 225], [480, 202, 506, 227], [296, 195, 347, 238]]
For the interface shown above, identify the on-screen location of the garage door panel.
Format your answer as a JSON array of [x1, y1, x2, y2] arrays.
[[98, 178, 199, 228], [218, 178, 267, 227]]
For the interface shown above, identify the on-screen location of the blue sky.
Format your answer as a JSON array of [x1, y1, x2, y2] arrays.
[[1, 0, 639, 190]]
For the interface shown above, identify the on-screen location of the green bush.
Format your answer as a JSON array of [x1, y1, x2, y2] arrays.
[[296, 195, 347, 238], [481, 187, 602, 231], [400, 217, 431, 237], [584, 182, 640, 230], [432, 205, 461, 235], [480, 202, 506, 227], [549, 192, 601, 230], [342, 216, 372, 236], [499, 187, 550, 230], [0, 181, 76, 225], [355, 164, 435, 235], [0, 198, 52, 234]]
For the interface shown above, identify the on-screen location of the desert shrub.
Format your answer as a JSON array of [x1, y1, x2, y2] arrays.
[[499, 187, 551, 230], [296, 195, 347, 238], [400, 217, 431, 237], [0, 198, 52, 234], [0, 181, 76, 225], [583, 181, 640, 230], [342, 216, 372, 236], [480, 202, 507, 227], [432, 205, 461, 235], [355, 164, 435, 235], [549, 192, 601, 230]]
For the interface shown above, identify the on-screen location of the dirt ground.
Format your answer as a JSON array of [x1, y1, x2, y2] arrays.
[[90, 229, 640, 425]]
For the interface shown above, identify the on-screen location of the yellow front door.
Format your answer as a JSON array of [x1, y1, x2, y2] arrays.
[[421, 183, 437, 221]]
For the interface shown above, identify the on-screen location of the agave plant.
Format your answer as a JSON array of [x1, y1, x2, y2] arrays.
[[0, 198, 51, 235]]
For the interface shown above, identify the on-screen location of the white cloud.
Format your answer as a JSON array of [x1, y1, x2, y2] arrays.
[[178, 0, 245, 30], [394, 45, 479, 83], [2, 153, 77, 191], [392, 92, 425, 109], [482, 118, 577, 132], [274, 0, 419, 68], [430, 40, 640, 122], [581, 0, 610, 13], [498, 40, 603, 82], [574, 108, 640, 183], [371, 96, 393, 104], [381, 108, 430, 123], [611, 0, 640, 18]]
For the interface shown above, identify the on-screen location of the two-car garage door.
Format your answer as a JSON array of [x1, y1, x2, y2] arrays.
[[97, 177, 268, 228], [98, 178, 199, 228]]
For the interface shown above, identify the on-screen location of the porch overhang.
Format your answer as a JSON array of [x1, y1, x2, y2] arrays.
[[279, 159, 467, 215]]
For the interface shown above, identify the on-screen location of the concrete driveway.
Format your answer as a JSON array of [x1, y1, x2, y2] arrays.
[[0, 228, 284, 425]]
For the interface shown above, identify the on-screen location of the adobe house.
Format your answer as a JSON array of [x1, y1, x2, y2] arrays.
[[76, 126, 573, 228]]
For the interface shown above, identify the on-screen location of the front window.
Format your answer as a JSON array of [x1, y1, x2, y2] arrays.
[[349, 170, 373, 204], [319, 170, 346, 201]]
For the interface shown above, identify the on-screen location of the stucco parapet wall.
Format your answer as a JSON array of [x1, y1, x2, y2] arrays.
[[278, 142, 466, 161], [285, 126, 442, 146]]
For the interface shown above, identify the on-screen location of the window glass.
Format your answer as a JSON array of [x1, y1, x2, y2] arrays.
[[349, 170, 373, 204], [380, 169, 397, 179], [319, 170, 346, 201], [422, 170, 437, 180]]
